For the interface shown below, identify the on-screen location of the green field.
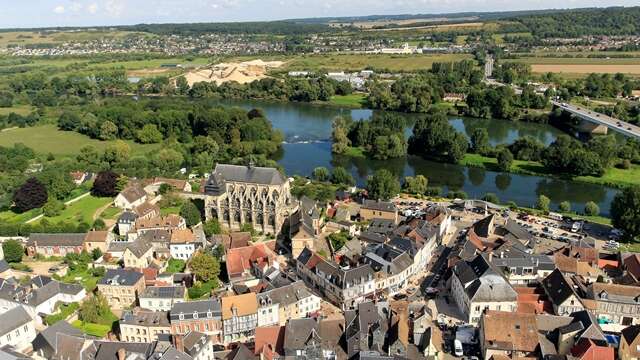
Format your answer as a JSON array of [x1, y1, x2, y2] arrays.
[[72, 320, 113, 338], [513, 57, 640, 65], [0, 208, 40, 223], [39, 195, 112, 224], [0, 124, 160, 156], [0, 105, 34, 116], [328, 94, 366, 108], [0, 30, 145, 48]]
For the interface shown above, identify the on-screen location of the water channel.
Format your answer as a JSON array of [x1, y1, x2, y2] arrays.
[[216, 99, 619, 216]]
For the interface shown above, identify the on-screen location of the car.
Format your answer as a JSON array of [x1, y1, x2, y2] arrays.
[[424, 287, 439, 295], [454, 339, 464, 357], [48, 266, 59, 273], [393, 293, 408, 301]]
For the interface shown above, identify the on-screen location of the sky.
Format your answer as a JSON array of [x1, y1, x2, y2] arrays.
[[0, 0, 638, 29]]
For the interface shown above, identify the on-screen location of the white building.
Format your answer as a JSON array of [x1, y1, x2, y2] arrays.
[[139, 286, 187, 312], [0, 306, 36, 353], [256, 281, 321, 327]]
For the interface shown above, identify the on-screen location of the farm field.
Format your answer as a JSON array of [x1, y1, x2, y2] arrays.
[[514, 57, 640, 65], [0, 30, 145, 48], [0, 124, 160, 156], [530, 64, 640, 75]]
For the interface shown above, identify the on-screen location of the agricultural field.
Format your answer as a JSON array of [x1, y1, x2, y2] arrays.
[[0, 30, 147, 48], [0, 124, 160, 156]]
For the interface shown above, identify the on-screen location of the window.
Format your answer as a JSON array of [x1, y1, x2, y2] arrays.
[[23, 325, 27, 332]]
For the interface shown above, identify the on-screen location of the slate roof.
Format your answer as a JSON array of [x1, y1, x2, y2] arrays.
[[0, 306, 31, 336], [28, 233, 86, 247], [0, 260, 10, 273], [208, 164, 286, 190], [183, 331, 209, 356], [118, 211, 138, 223], [98, 268, 144, 287], [125, 238, 153, 258], [362, 200, 396, 213], [283, 318, 321, 352], [120, 309, 170, 326], [541, 269, 578, 306], [158, 348, 192, 360], [453, 254, 517, 303], [367, 219, 396, 234], [170, 299, 222, 321], [93, 341, 157, 360], [0, 278, 84, 308], [363, 244, 412, 276], [32, 320, 83, 353], [621, 325, 640, 345], [257, 281, 314, 308], [140, 286, 186, 299], [119, 185, 147, 203]]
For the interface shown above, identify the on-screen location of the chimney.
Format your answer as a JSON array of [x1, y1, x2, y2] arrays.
[[117, 348, 126, 360], [174, 334, 185, 353], [488, 252, 493, 262]]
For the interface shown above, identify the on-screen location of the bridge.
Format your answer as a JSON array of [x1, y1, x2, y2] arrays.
[[552, 101, 640, 139]]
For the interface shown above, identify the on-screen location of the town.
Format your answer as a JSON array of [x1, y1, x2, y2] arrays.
[[0, 160, 637, 360]]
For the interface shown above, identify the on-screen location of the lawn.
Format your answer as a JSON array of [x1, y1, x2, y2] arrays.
[[0, 208, 41, 224], [59, 266, 102, 292], [160, 206, 181, 216], [620, 242, 640, 253], [188, 280, 218, 299], [100, 206, 122, 220], [39, 195, 112, 225], [0, 105, 34, 116], [72, 320, 113, 338], [0, 124, 160, 156], [328, 94, 366, 108], [45, 302, 79, 325]]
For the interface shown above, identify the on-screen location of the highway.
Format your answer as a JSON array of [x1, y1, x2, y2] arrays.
[[552, 101, 640, 139]]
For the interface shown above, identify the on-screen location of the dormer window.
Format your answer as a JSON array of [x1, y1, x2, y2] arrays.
[[599, 291, 608, 300], [193, 311, 198, 319], [207, 311, 212, 318], [179, 313, 184, 320]]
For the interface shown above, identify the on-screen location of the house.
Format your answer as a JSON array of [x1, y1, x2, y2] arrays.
[[176, 331, 213, 360], [97, 268, 145, 309], [83, 230, 111, 254], [571, 337, 614, 360], [146, 177, 192, 193], [489, 253, 556, 285], [118, 211, 138, 236], [135, 214, 186, 234], [170, 299, 223, 343], [450, 254, 518, 325], [123, 239, 154, 268], [222, 293, 258, 344], [254, 326, 285, 360], [139, 286, 187, 312], [541, 269, 585, 316], [225, 242, 278, 287], [585, 282, 640, 331], [291, 196, 325, 259], [619, 325, 640, 360], [69, 171, 89, 185], [134, 201, 160, 220], [212, 232, 251, 253], [0, 276, 86, 323], [256, 281, 321, 327], [296, 247, 375, 309], [479, 311, 539, 360], [32, 320, 83, 359], [360, 200, 398, 224], [362, 243, 414, 296], [26, 233, 86, 257], [47, 332, 96, 360], [283, 318, 337, 359], [115, 185, 148, 209], [119, 308, 171, 343], [0, 306, 35, 353], [622, 253, 640, 285], [170, 229, 199, 260]]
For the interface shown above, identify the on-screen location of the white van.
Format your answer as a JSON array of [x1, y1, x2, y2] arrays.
[[454, 339, 464, 357]]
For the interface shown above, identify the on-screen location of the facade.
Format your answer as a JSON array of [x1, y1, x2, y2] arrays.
[[115, 185, 147, 209], [360, 200, 398, 223], [450, 255, 518, 325], [489, 254, 556, 285], [119, 309, 171, 343], [221, 293, 259, 344], [203, 164, 294, 235], [123, 239, 154, 268], [169, 299, 223, 344], [586, 282, 640, 331], [26, 233, 85, 257], [362, 244, 414, 296], [83, 230, 111, 254], [0, 306, 35, 353], [541, 269, 585, 316], [620, 325, 640, 360], [256, 281, 321, 327], [139, 286, 187, 312], [291, 196, 324, 259], [169, 229, 198, 260], [97, 269, 145, 309]]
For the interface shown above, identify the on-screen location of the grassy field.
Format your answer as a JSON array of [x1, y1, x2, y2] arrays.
[[0, 30, 145, 48], [620, 242, 640, 253], [0, 105, 34, 116], [0, 124, 160, 156], [0, 208, 40, 223], [514, 57, 640, 65], [328, 94, 367, 108], [99, 206, 122, 220], [39, 195, 112, 225], [460, 153, 640, 189]]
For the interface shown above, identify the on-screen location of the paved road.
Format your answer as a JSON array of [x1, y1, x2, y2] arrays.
[[552, 101, 640, 139]]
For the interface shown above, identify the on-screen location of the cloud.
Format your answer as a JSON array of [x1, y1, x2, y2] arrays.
[[87, 3, 99, 14], [53, 5, 66, 14], [105, 0, 125, 17], [69, 2, 83, 12]]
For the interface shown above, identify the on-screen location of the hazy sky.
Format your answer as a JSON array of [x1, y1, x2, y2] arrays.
[[1, 0, 638, 29]]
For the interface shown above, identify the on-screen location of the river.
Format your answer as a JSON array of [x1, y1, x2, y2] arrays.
[[216, 99, 619, 216]]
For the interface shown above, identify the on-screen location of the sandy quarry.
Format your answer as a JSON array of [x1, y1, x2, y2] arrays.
[[181, 59, 284, 86]]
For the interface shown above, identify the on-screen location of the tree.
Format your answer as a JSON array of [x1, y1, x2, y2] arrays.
[[584, 201, 600, 216], [497, 148, 514, 172], [611, 186, 640, 241], [103, 141, 131, 165], [331, 167, 355, 186], [328, 230, 350, 251], [536, 195, 551, 213], [367, 169, 400, 201], [91, 171, 119, 197], [312, 167, 330, 182], [408, 111, 468, 163], [93, 218, 106, 230], [482, 193, 500, 204], [13, 177, 48, 212], [91, 248, 103, 260], [136, 124, 163, 144], [189, 251, 221, 282], [180, 201, 201, 227], [99, 120, 118, 140], [159, 183, 174, 195], [403, 175, 428, 195], [38, 168, 75, 201], [559, 201, 571, 213], [176, 76, 190, 95], [203, 219, 222, 237], [3, 239, 24, 263], [43, 199, 65, 217], [470, 128, 490, 155], [331, 116, 351, 154], [79, 293, 111, 324]]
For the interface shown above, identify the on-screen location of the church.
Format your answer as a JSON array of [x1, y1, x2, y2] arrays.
[[203, 163, 294, 236]]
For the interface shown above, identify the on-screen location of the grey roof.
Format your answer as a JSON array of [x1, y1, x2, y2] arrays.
[[118, 211, 138, 223], [140, 286, 186, 299], [32, 320, 83, 353], [490, 254, 556, 274], [0, 345, 31, 360], [98, 268, 144, 287], [120, 309, 170, 326], [363, 244, 412, 276], [119, 185, 147, 203], [359, 231, 387, 244], [93, 341, 157, 360], [257, 281, 315, 308], [453, 254, 517, 303], [569, 310, 606, 342], [284, 318, 321, 351], [362, 200, 396, 213], [0, 306, 31, 336], [210, 164, 286, 187], [159, 348, 192, 360], [472, 214, 495, 238], [541, 269, 577, 306], [367, 219, 396, 234], [125, 238, 153, 258], [183, 331, 209, 356], [28, 233, 85, 247], [0, 278, 84, 308], [170, 299, 221, 321], [51, 333, 95, 360], [138, 229, 171, 245], [0, 261, 10, 274]]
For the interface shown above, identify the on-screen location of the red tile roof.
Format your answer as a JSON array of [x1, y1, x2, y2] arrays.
[[254, 326, 285, 358], [571, 338, 614, 360], [225, 243, 276, 278]]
